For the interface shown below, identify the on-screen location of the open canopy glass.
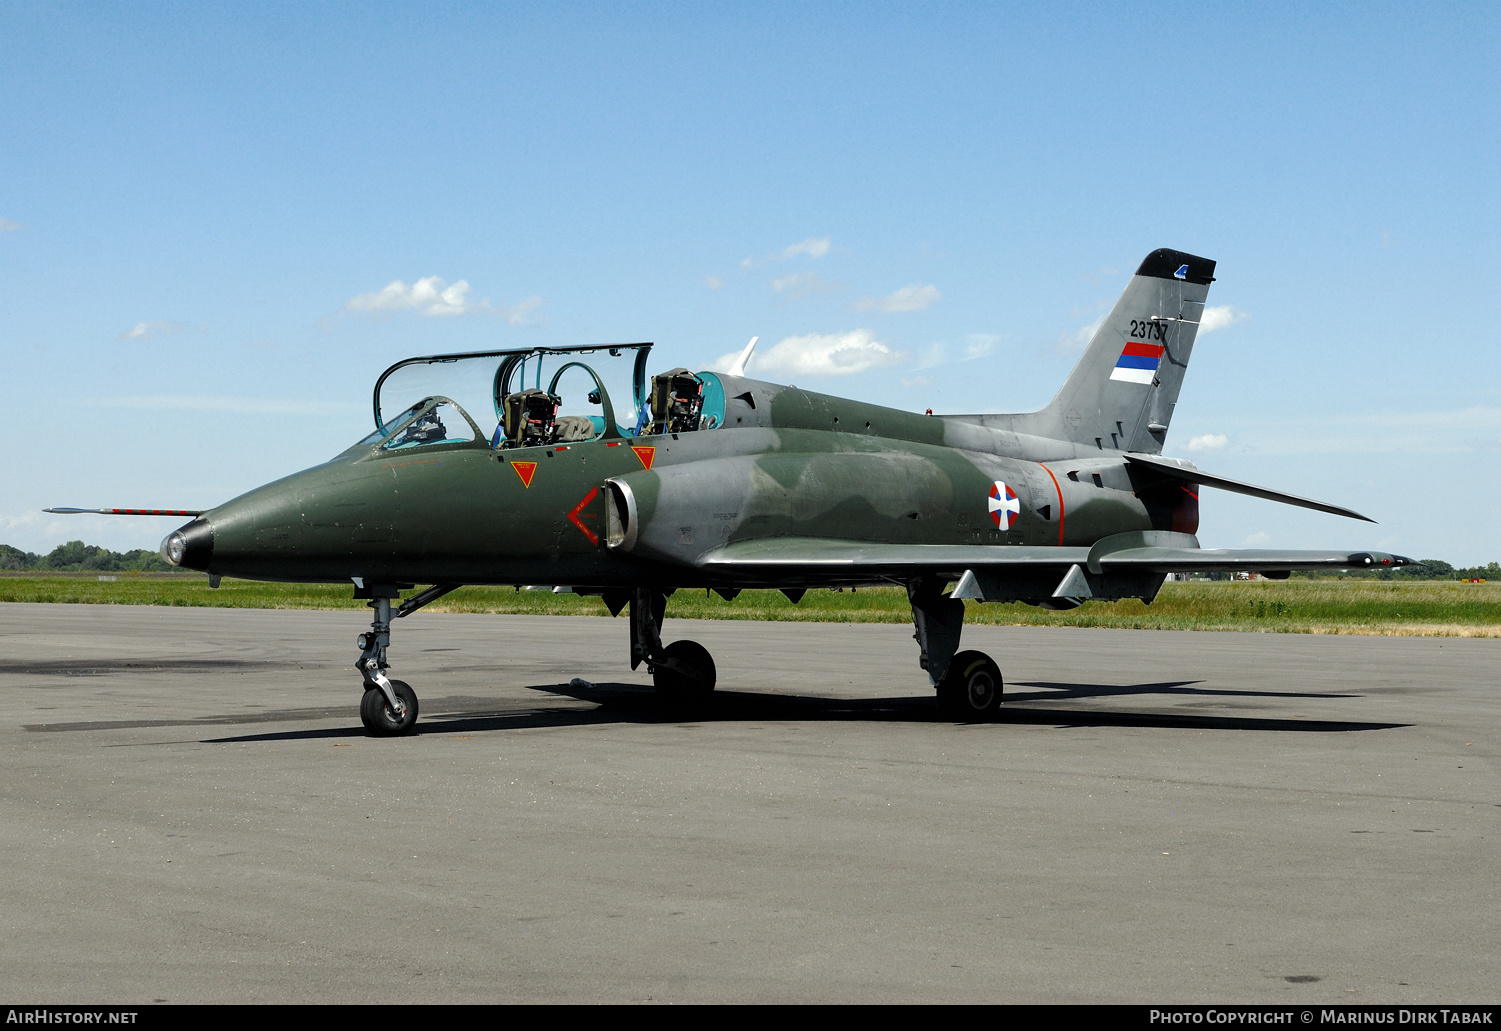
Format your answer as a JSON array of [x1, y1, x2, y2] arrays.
[[372, 342, 654, 448], [363, 342, 732, 453]]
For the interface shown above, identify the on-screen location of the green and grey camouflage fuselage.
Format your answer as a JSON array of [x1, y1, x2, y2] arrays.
[[115, 249, 1413, 731]]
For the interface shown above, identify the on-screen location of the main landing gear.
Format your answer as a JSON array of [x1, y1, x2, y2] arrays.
[[347, 578, 990, 735], [908, 578, 1004, 719], [354, 582, 460, 736], [626, 587, 717, 705]]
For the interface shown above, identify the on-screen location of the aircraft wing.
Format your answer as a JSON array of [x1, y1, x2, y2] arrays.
[[698, 537, 1091, 575], [696, 534, 1412, 598], [1079, 544, 1409, 573]]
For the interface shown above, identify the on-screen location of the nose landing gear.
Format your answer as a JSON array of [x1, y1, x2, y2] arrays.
[[353, 582, 460, 737]]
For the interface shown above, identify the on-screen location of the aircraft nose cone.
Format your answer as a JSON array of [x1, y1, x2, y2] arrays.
[[160, 518, 214, 571]]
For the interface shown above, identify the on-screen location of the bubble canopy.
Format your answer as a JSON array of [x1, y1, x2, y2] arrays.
[[371, 342, 654, 446]]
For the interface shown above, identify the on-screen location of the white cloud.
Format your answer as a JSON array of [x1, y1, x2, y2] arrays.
[[782, 237, 830, 260], [705, 351, 741, 374], [703, 275, 725, 290], [501, 295, 544, 326], [344, 277, 540, 323], [751, 330, 904, 377], [1199, 305, 1249, 333], [120, 320, 186, 340], [0, 217, 20, 232], [1056, 315, 1104, 354], [852, 284, 941, 313], [963, 334, 1001, 360], [2, 510, 49, 532], [346, 276, 478, 316], [771, 271, 838, 297], [1242, 531, 1271, 546], [741, 236, 832, 268], [1186, 433, 1229, 452], [907, 341, 947, 371], [906, 334, 1002, 373]]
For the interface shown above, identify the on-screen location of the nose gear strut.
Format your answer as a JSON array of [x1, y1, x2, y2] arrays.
[[353, 582, 461, 736], [907, 577, 1005, 720], [627, 586, 718, 704]]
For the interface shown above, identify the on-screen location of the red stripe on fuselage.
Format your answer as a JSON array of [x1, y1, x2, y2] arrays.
[[1120, 342, 1165, 358], [1039, 464, 1065, 546]]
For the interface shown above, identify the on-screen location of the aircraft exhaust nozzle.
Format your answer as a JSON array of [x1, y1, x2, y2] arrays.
[[160, 518, 214, 571]]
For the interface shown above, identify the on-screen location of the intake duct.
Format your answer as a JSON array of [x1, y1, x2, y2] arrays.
[[604, 478, 638, 552]]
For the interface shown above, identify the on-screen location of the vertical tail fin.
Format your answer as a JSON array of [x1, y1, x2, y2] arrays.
[[1035, 248, 1215, 453]]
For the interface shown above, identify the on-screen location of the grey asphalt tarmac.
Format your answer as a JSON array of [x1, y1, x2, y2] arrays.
[[0, 602, 1495, 1004]]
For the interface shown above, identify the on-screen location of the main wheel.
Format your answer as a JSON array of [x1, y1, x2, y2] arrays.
[[936, 651, 1002, 719], [653, 640, 717, 704], [361, 679, 419, 736]]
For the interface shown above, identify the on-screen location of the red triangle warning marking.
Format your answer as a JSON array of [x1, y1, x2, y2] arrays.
[[630, 445, 655, 471], [511, 461, 538, 488]]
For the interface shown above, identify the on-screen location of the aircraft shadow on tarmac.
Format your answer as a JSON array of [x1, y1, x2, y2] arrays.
[[198, 677, 1407, 743]]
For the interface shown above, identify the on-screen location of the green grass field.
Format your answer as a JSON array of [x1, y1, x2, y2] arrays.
[[3, 575, 1497, 636]]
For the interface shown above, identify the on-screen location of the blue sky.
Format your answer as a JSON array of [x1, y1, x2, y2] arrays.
[[3, 2, 1497, 562]]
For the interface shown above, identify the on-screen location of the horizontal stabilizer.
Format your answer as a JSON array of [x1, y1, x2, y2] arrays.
[[1124, 453, 1374, 522], [44, 507, 204, 517]]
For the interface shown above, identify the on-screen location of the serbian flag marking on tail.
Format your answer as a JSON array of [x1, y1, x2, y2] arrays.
[[1109, 341, 1164, 384], [988, 481, 1020, 530]]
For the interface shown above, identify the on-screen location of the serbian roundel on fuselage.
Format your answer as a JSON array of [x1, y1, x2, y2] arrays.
[[988, 481, 1020, 530], [1110, 341, 1164, 384]]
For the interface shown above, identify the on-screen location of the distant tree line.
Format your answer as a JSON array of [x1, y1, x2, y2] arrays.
[[1190, 559, 1497, 581], [1292, 558, 1499, 581], [1, 542, 1495, 581], [0, 541, 175, 573]]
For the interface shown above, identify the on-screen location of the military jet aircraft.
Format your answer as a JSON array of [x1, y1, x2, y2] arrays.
[[53, 248, 1409, 735]]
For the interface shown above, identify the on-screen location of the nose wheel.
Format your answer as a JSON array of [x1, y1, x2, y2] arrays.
[[361, 679, 419, 736], [348, 583, 460, 737], [351, 585, 452, 738]]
